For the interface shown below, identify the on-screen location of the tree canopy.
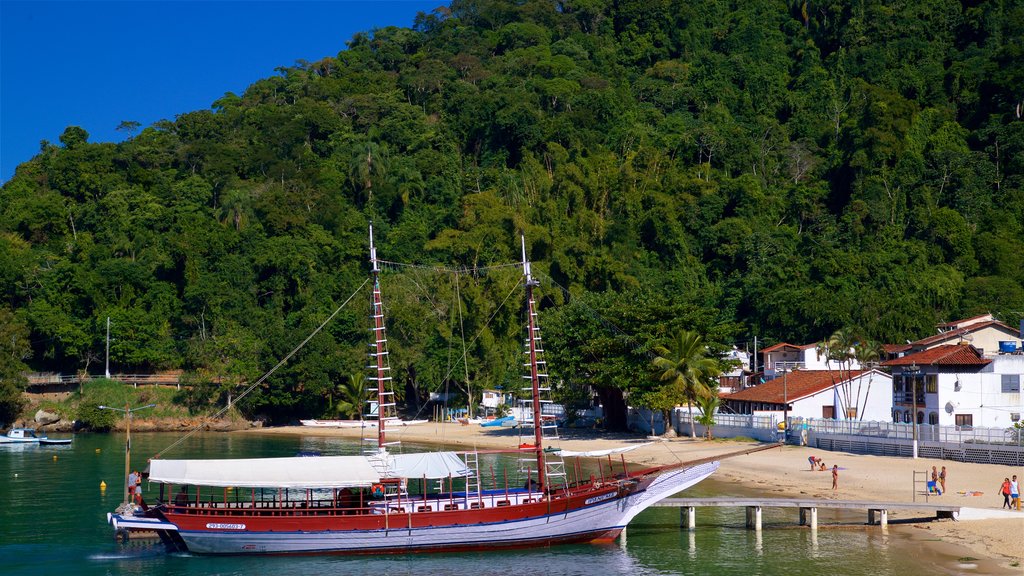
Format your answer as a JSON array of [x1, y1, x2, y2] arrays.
[[2, 0, 1022, 426]]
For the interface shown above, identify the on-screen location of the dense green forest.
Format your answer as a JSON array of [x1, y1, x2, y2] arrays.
[[1, 0, 1022, 427]]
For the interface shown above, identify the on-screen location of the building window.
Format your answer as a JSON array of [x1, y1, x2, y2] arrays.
[[904, 411, 912, 423], [928, 413, 938, 425], [925, 375, 937, 394], [1001, 374, 1021, 393], [892, 410, 900, 423], [917, 411, 925, 425], [955, 414, 973, 428], [822, 406, 835, 419]]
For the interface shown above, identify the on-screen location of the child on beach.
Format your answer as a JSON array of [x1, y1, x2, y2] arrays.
[[929, 466, 942, 495], [831, 465, 838, 490]]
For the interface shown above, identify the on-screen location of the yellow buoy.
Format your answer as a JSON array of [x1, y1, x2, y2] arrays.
[[100, 480, 107, 491], [95, 448, 101, 454], [53, 455, 58, 461]]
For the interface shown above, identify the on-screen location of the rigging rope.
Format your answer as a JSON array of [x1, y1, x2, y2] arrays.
[[152, 278, 370, 460]]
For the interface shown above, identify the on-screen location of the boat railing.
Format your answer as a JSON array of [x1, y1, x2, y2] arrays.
[[159, 485, 580, 518]]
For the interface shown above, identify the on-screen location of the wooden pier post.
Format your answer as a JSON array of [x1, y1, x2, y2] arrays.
[[798, 507, 818, 530], [868, 508, 888, 527], [745, 506, 762, 531]]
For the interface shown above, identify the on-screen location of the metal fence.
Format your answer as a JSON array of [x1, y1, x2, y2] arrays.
[[676, 410, 1024, 465]]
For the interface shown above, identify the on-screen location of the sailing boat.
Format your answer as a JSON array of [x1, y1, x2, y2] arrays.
[[107, 227, 720, 555]]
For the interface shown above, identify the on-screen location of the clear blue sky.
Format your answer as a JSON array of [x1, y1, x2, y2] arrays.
[[1, 0, 440, 182]]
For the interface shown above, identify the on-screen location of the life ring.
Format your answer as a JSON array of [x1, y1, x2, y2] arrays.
[[371, 484, 385, 498]]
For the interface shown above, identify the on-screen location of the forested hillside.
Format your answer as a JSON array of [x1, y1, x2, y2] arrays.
[[2, 0, 1022, 424]]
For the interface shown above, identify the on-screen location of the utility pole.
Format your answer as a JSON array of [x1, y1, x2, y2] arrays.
[[908, 362, 920, 459], [105, 317, 111, 379]]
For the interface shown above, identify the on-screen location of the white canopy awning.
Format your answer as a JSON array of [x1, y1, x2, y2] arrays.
[[148, 455, 380, 489], [376, 451, 472, 479], [553, 443, 651, 458], [147, 451, 471, 489]]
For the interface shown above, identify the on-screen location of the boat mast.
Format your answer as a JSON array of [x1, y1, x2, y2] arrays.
[[369, 223, 395, 451], [522, 234, 546, 489]]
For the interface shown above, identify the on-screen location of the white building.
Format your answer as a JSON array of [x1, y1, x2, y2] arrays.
[[723, 369, 893, 422], [882, 344, 1023, 429], [718, 346, 751, 393], [480, 389, 504, 409], [760, 342, 863, 381]]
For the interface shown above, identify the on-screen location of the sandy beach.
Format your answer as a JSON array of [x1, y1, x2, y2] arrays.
[[249, 422, 1024, 570]]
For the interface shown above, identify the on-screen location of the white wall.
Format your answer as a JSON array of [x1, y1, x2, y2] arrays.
[[789, 372, 892, 421], [925, 358, 1024, 428]]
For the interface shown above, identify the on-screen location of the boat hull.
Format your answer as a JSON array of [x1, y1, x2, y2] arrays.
[[142, 461, 718, 555]]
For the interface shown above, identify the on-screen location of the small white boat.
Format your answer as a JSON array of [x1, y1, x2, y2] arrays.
[[0, 428, 71, 445], [39, 437, 73, 445], [301, 418, 428, 428]]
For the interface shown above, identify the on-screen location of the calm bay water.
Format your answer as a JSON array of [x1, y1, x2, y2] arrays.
[[0, 432, 973, 575]]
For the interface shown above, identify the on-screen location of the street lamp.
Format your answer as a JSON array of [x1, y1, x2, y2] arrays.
[[99, 403, 155, 505], [906, 363, 920, 459]]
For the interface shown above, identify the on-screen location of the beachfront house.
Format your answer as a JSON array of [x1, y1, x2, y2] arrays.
[[906, 313, 1022, 356], [760, 343, 863, 381], [480, 389, 504, 409], [718, 346, 752, 393], [722, 369, 893, 423], [881, 343, 1024, 429]]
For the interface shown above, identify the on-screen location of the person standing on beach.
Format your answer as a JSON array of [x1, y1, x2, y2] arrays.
[[930, 466, 942, 495], [831, 465, 838, 490], [1000, 478, 1012, 508], [1011, 475, 1020, 511], [939, 466, 947, 494]]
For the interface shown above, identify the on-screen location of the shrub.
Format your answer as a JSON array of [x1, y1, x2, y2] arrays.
[[77, 402, 117, 431]]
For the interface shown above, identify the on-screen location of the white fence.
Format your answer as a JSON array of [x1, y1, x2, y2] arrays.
[[675, 410, 1024, 465]]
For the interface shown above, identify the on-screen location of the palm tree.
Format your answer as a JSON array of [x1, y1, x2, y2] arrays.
[[695, 392, 721, 439], [851, 339, 884, 421], [335, 372, 368, 420], [817, 327, 858, 417], [652, 330, 718, 439]]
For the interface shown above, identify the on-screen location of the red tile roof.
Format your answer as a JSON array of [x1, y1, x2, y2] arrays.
[[724, 370, 876, 404], [760, 343, 797, 353], [911, 320, 1017, 347], [760, 342, 817, 353], [881, 344, 991, 367]]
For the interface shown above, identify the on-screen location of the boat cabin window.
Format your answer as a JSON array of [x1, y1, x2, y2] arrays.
[[496, 500, 511, 507]]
